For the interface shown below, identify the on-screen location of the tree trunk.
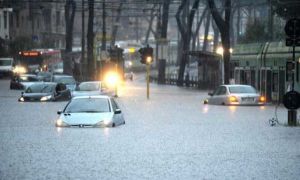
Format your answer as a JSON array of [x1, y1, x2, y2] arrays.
[[111, 2, 123, 47], [145, 5, 157, 44], [176, 0, 200, 86], [161, 0, 171, 39], [207, 0, 231, 84], [64, 0, 76, 75], [87, 0, 94, 80], [202, 12, 211, 51], [192, 7, 207, 51]]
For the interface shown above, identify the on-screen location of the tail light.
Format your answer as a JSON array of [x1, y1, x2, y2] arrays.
[[229, 96, 238, 102]]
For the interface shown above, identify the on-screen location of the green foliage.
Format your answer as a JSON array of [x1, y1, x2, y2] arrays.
[[239, 19, 268, 43]]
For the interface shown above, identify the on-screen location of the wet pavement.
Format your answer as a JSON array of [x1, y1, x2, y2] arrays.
[[0, 78, 299, 180]]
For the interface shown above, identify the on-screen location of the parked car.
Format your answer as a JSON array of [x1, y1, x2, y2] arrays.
[[56, 96, 125, 128], [37, 71, 52, 82], [10, 74, 39, 90], [204, 84, 266, 105], [18, 82, 71, 102], [72, 81, 103, 97], [51, 74, 76, 91]]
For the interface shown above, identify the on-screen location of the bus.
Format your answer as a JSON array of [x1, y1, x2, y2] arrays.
[[14, 49, 63, 74]]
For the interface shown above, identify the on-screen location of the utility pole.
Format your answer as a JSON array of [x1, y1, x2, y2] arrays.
[[101, 0, 106, 51], [81, 0, 85, 80]]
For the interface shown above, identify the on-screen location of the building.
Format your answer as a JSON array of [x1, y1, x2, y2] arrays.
[[2, 0, 66, 49]]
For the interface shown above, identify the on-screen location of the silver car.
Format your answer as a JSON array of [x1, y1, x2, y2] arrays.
[[72, 81, 103, 97], [204, 85, 266, 105], [56, 96, 125, 127]]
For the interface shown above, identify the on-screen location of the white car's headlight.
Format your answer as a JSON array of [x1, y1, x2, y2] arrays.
[[19, 97, 24, 102], [40, 95, 52, 101], [103, 119, 112, 125], [56, 119, 68, 127]]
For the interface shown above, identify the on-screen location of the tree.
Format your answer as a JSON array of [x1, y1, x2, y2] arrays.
[[87, 0, 95, 79], [176, 0, 201, 86], [272, 0, 300, 19], [207, 0, 231, 84], [64, 0, 76, 75], [240, 19, 268, 43], [110, 1, 124, 47]]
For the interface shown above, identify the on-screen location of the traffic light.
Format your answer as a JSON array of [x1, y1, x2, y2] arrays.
[[108, 47, 124, 63], [138, 46, 153, 64]]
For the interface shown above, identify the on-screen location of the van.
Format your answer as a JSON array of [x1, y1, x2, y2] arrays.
[[0, 57, 13, 77]]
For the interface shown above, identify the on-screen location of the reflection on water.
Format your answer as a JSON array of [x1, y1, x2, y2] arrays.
[[260, 106, 265, 110], [229, 106, 237, 113], [56, 127, 62, 134], [202, 105, 209, 113], [104, 127, 110, 137]]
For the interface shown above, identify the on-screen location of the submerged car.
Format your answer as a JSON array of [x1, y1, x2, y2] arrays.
[[37, 71, 52, 82], [204, 84, 266, 105], [52, 75, 76, 91], [10, 74, 39, 90], [72, 81, 103, 97], [18, 82, 71, 102], [56, 96, 125, 128]]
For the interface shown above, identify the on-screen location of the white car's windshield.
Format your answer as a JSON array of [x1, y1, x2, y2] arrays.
[[55, 77, 75, 85], [229, 86, 257, 94], [65, 98, 110, 113]]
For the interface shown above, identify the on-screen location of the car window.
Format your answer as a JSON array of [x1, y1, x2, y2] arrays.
[[229, 86, 257, 94], [25, 84, 55, 93], [65, 98, 111, 113], [218, 87, 227, 95], [110, 98, 119, 111], [54, 76, 75, 84], [78, 82, 100, 91], [19, 76, 39, 82]]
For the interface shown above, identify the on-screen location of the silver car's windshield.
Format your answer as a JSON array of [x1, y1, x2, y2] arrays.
[[78, 82, 100, 91], [228, 86, 257, 94], [65, 98, 110, 113], [55, 77, 75, 84]]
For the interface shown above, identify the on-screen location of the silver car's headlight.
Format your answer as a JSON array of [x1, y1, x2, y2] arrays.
[[56, 119, 68, 127], [19, 97, 24, 102], [41, 95, 52, 101]]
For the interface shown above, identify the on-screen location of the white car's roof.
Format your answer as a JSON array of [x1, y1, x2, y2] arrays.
[[222, 84, 254, 88], [72, 95, 110, 100]]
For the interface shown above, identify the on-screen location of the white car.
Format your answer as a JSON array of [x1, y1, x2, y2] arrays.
[[56, 96, 125, 127], [72, 81, 103, 97], [204, 84, 266, 105]]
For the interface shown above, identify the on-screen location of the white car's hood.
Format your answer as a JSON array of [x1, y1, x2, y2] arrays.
[[60, 112, 113, 125]]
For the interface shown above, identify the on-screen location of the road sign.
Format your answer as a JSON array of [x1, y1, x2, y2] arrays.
[[286, 38, 300, 46], [285, 18, 300, 37]]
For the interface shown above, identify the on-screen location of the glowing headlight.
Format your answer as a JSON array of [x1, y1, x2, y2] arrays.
[[56, 119, 67, 127], [40, 95, 52, 101], [104, 72, 120, 87], [103, 119, 111, 125], [19, 97, 24, 102], [229, 96, 238, 102], [13, 66, 27, 74]]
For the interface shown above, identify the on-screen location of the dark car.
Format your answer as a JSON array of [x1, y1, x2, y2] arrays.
[[18, 82, 71, 102], [10, 74, 39, 90], [37, 71, 52, 82], [51, 75, 76, 91]]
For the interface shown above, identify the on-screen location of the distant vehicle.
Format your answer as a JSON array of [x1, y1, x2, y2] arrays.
[[18, 82, 71, 102], [204, 84, 266, 105], [72, 81, 103, 97], [37, 71, 52, 82], [15, 49, 62, 74], [10, 74, 39, 90], [0, 57, 13, 77], [56, 96, 125, 127], [51, 74, 76, 91]]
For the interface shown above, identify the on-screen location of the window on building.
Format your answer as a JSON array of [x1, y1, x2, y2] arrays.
[[56, 11, 60, 26], [4, 11, 7, 29], [16, 12, 19, 28]]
